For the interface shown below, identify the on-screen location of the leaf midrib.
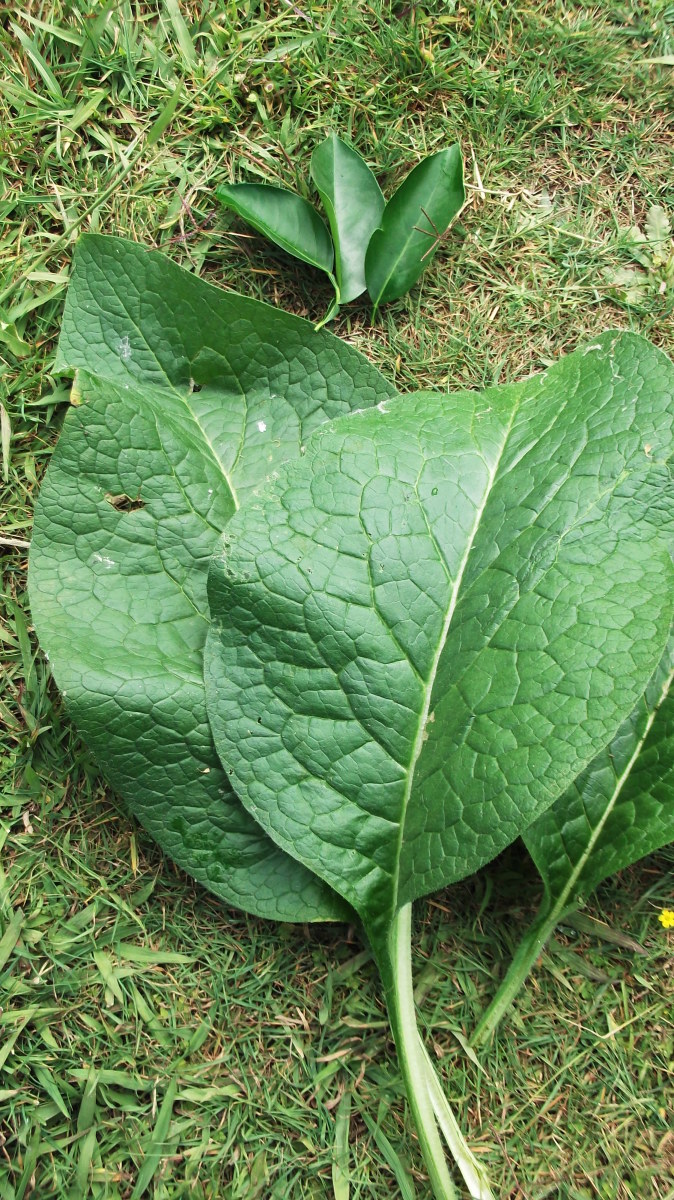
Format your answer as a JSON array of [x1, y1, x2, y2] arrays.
[[370, 157, 460, 304], [535, 659, 674, 922], [120, 303, 243, 511], [218, 185, 331, 272], [71, 320, 242, 511], [312, 145, 343, 291], [49, 374, 236, 682], [314, 140, 383, 288], [390, 395, 522, 918]]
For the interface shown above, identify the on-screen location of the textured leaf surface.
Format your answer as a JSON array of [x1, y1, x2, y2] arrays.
[[310, 134, 385, 304], [205, 332, 674, 945], [365, 145, 464, 313], [30, 234, 396, 921], [471, 632, 674, 1045], [216, 183, 334, 275], [524, 633, 674, 914]]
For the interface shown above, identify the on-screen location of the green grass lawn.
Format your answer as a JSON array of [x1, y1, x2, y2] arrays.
[[2, 2, 674, 1197]]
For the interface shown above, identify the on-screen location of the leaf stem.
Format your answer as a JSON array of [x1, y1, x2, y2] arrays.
[[313, 276, 340, 330], [471, 900, 558, 1050], [419, 1043, 495, 1200], [380, 904, 458, 1200]]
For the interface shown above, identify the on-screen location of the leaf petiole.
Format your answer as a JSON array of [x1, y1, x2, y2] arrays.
[[383, 907, 497, 1197], [313, 274, 341, 329], [381, 903, 459, 1200], [471, 901, 559, 1050], [419, 1041, 496, 1200]]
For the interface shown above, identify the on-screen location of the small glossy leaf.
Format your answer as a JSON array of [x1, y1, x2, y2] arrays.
[[525, 633, 674, 915], [216, 182, 334, 276], [310, 134, 385, 304], [365, 145, 464, 313], [205, 331, 674, 952], [29, 234, 396, 922]]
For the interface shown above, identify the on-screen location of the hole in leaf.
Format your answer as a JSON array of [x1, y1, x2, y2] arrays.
[[104, 492, 145, 513], [189, 379, 203, 393]]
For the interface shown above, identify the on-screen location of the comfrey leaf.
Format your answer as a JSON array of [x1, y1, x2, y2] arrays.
[[29, 234, 396, 922], [472, 633, 674, 1047], [205, 331, 674, 948]]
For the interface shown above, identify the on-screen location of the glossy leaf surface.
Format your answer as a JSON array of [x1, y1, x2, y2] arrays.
[[205, 332, 674, 949], [365, 145, 464, 313], [216, 182, 334, 276], [29, 234, 396, 921], [525, 633, 674, 913], [310, 134, 385, 304]]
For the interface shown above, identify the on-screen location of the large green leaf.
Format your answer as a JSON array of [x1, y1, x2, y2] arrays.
[[205, 331, 674, 949], [365, 145, 464, 315], [29, 234, 397, 922], [472, 634, 674, 1046], [216, 182, 334, 276], [310, 134, 385, 304]]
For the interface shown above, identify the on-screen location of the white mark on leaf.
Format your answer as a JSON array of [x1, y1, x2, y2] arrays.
[[92, 553, 115, 568], [118, 335, 132, 361], [257, 420, 267, 433]]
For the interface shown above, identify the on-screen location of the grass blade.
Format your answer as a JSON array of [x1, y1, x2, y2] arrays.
[[10, 22, 64, 100], [70, 1125, 97, 1200], [162, 0, 197, 70], [0, 909, 24, 971], [77, 1066, 98, 1133], [130, 1076, 178, 1199], [332, 1089, 352, 1200], [15, 1130, 41, 1200], [361, 1110, 417, 1200], [1, 404, 12, 482], [146, 82, 184, 146], [65, 89, 107, 134]]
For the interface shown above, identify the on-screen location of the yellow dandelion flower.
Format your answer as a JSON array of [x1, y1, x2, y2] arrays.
[[658, 909, 674, 929]]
